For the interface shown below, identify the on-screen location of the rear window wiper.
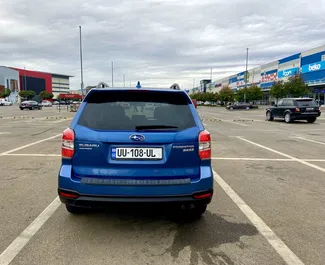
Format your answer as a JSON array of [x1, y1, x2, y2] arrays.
[[135, 125, 178, 131]]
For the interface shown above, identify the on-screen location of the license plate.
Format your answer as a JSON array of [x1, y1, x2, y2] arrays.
[[306, 108, 314, 111], [112, 147, 163, 160]]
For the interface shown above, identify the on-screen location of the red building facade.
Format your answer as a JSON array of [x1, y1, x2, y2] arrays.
[[11, 67, 52, 94]]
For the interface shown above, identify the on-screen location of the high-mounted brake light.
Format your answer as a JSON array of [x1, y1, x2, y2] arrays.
[[62, 128, 75, 158], [199, 130, 211, 160]]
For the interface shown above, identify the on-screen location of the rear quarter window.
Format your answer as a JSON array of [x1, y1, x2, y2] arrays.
[[78, 90, 196, 131]]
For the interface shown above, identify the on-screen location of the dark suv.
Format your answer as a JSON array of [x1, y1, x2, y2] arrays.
[[58, 86, 213, 218], [266, 98, 321, 123]]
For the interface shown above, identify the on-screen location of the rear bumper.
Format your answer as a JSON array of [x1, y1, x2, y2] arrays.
[[58, 189, 213, 208], [291, 113, 321, 120], [58, 165, 214, 206]]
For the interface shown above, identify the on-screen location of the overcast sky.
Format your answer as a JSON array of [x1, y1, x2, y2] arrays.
[[1, 0, 325, 90]]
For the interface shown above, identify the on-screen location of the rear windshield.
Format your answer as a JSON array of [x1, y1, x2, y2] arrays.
[[78, 90, 196, 131], [295, 99, 318, 107]]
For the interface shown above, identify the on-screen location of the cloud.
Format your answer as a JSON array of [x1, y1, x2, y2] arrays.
[[0, 0, 324, 89]]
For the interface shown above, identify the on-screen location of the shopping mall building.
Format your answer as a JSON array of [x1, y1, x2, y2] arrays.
[[0, 66, 73, 103], [190, 44, 325, 103]]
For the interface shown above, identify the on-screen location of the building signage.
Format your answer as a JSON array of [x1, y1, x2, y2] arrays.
[[278, 67, 299, 78], [261, 72, 277, 83], [301, 60, 325, 74]]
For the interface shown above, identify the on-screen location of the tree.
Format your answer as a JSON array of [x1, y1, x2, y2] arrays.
[[190, 93, 199, 100], [39, 90, 54, 99], [19, 90, 36, 99], [284, 73, 309, 97], [269, 81, 287, 101], [246, 85, 263, 103], [218, 86, 235, 103], [0, 88, 11, 98], [235, 87, 248, 102]]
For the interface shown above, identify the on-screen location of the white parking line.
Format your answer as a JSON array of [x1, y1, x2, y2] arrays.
[[236, 137, 325, 173], [292, 137, 325, 146], [0, 197, 61, 265], [212, 157, 293, 161], [213, 170, 305, 265], [211, 157, 325, 162], [0, 132, 10, 135], [0, 134, 61, 156]]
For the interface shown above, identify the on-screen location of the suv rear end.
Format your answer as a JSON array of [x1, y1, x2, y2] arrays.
[[58, 87, 213, 217]]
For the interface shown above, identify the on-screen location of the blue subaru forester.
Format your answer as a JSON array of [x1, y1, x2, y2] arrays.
[[58, 85, 213, 218]]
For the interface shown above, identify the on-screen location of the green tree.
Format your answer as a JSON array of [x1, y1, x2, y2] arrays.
[[284, 73, 309, 97], [205, 92, 216, 102], [246, 85, 263, 103], [19, 90, 36, 99], [190, 93, 199, 100], [39, 90, 54, 99], [0, 88, 11, 98], [219, 86, 235, 103], [235, 87, 248, 102], [269, 81, 287, 100]]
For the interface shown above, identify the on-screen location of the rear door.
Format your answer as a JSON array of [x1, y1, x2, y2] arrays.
[[71, 90, 202, 181]]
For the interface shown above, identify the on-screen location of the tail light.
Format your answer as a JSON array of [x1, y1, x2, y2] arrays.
[[294, 108, 300, 112], [199, 130, 211, 160], [62, 128, 75, 158]]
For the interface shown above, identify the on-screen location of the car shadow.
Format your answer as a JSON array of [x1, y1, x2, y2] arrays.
[[71, 204, 258, 265]]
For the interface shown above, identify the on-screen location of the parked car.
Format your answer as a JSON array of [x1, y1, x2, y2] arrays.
[[41, 100, 53, 107], [0, 99, 12, 106], [19, 101, 42, 110], [58, 86, 213, 218], [192, 99, 198, 108], [266, 98, 321, 123], [226, 102, 253, 110]]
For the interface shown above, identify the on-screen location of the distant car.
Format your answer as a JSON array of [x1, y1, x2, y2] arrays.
[[19, 101, 42, 110], [58, 86, 213, 218], [53, 101, 59, 105], [266, 98, 321, 123], [192, 99, 198, 108], [226, 103, 253, 110], [41, 100, 52, 107], [0, 99, 12, 106]]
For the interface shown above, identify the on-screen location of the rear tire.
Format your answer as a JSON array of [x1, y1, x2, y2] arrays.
[[307, 117, 317, 123], [284, 112, 292, 123], [266, 111, 274, 121], [246, 106, 250, 110], [20, 107, 23, 110], [65, 204, 86, 214]]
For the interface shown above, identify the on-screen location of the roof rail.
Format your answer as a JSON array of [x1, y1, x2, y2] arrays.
[[170, 83, 181, 90]]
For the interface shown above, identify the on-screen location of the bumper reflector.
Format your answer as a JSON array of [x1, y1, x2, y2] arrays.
[[193, 192, 212, 199], [59, 191, 79, 199]]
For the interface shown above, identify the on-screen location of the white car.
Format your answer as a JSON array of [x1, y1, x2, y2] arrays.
[[41, 100, 53, 107], [0, 99, 12, 106]]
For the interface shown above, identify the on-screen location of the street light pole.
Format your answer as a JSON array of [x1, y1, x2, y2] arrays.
[[79, 26, 84, 99], [244, 48, 249, 103], [111, 62, 114, 87]]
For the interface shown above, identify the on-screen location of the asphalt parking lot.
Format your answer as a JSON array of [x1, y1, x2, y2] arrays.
[[1, 105, 325, 265]]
